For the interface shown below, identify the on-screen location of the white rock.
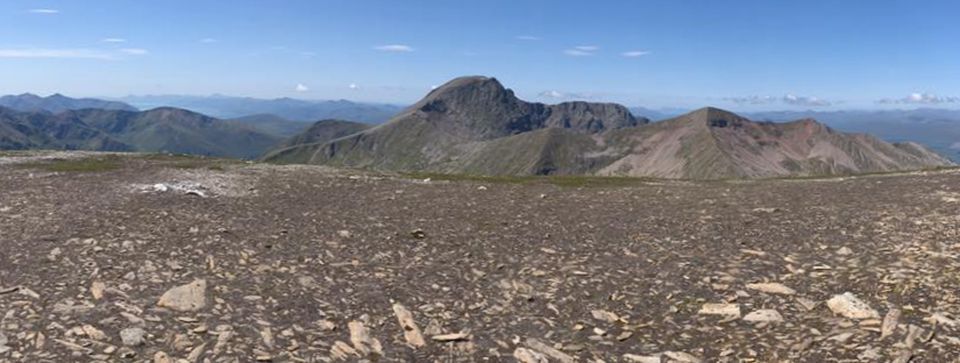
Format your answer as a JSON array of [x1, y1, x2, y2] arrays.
[[698, 303, 740, 318], [623, 353, 662, 363], [743, 309, 784, 323], [591, 309, 620, 323], [348, 321, 382, 356], [827, 292, 879, 319], [392, 304, 425, 348], [91, 281, 106, 300], [120, 327, 146, 346], [745, 282, 796, 295], [514, 347, 548, 363], [157, 279, 207, 312], [664, 351, 703, 363]]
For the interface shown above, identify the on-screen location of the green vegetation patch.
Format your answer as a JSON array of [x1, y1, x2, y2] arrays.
[[16, 155, 123, 173], [401, 172, 654, 188]]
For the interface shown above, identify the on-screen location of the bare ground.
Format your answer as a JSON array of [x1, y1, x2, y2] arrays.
[[1, 151, 959, 362]]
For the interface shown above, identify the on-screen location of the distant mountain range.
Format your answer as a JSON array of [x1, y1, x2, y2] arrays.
[[0, 93, 137, 113], [265, 76, 953, 178], [0, 106, 278, 158], [746, 109, 960, 161], [118, 95, 403, 123]]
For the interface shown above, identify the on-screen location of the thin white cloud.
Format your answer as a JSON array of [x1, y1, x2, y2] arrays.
[[725, 95, 776, 105], [0, 48, 112, 60], [101, 38, 127, 43], [538, 90, 591, 100], [119, 48, 148, 55], [515, 35, 541, 41], [725, 94, 832, 107], [374, 44, 414, 52], [199, 38, 217, 44], [574, 45, 599, 51], [622, 50, 651, 57], [348, 83, 359, 90], [783, 93, 831, 107], [28, 8, 59, 14], [878, 92, 960, 105], [563, 49, 594, 56], [295, 84, 309, 92]]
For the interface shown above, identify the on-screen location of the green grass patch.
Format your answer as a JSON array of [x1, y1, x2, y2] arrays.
[[16, 155, 123, 173], [401, 172, 655, 188]]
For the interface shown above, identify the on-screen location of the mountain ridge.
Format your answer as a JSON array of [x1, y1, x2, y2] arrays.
[[0, 93, 138, 113], [266, 76, 953, 179]]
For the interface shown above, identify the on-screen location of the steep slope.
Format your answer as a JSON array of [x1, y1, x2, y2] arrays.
[[601, 107, 954, 178], [0, 107, 131, 151], [264, 76, 647, 173], [0, 93, 137, 113], [265, 119, 371, 158]]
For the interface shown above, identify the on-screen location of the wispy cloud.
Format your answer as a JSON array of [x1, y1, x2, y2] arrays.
[[515, 35, 540, 41], [295, 84, 309, 92], [538, 90, 592, 100], [622, 50, 651, 57], [199, 38, 217, 44], [119, 48, 148, 55], [564, 45, 599, 56], [725, 94, 832, 107], [783, 94, 831, 107], [0, 48, 112, 60], [878, 92, 960, 105], [28, 8, 58, 14], [101, 38, 127, 43], [563, 49, 594, 56], [374, 44, 414, 52], [724, 95, 777, 105], [348, 83, 359, 90]]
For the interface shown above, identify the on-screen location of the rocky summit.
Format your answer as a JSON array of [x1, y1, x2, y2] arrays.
[[1, 151, 960, 361], [265, 76, 953, 179]]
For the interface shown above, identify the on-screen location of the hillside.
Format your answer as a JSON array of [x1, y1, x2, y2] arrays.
[[266, 76, 953, 178], [225, 114, 312, 137], [0, 107, 131, 151], [747, 108, 960, 162], [0, 93, 137, 113], [267, 119, 371, 153], [0, 107, 280, 159]]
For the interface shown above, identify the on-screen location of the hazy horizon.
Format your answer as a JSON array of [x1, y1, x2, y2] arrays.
[[1, 0, 958, 111]]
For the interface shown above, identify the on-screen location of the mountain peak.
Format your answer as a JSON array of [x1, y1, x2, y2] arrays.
[[421, 76, 509, 106]]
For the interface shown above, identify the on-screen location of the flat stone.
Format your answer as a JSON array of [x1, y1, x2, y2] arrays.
[[698, 303, 740, 318], [157, 279, 207, 312], [392, 304, 425, 348], [514, 347, 548, 363], [746, 282, 796, 295], [624, 353, 662, 363], [827, 292, 879, 319], [348, 321, 382, 355], [743, 309, 784, 323], [664, 351, 703, 363]]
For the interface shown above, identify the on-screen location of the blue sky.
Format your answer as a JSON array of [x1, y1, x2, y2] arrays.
[[0, 0, 958, 110]]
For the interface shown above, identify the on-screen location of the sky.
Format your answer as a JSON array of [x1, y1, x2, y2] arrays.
[[0, 0, 958, 110]]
